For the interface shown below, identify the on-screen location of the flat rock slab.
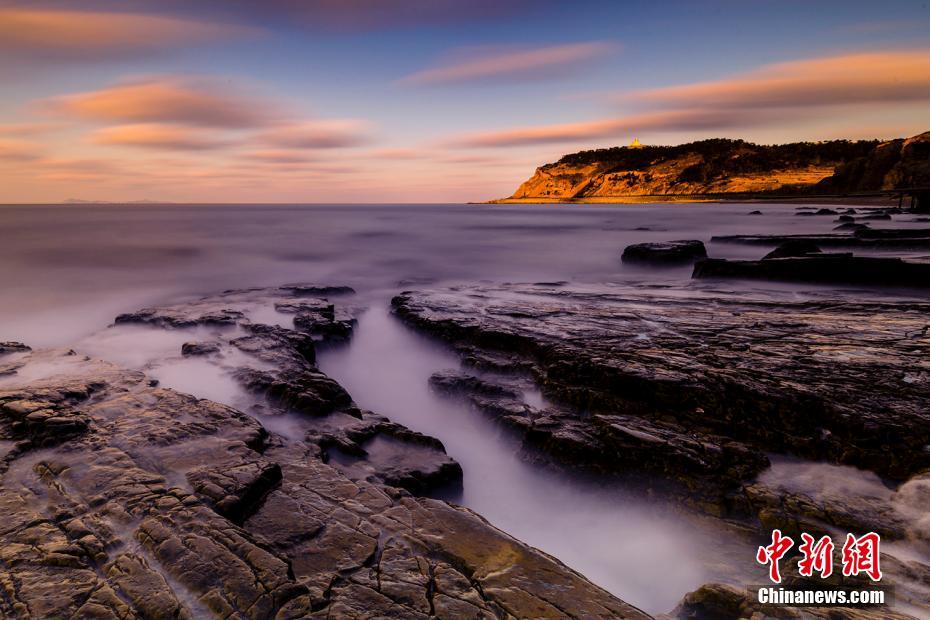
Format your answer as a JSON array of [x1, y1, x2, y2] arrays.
[[712, 231, 930, 250], [693, 255, 930, 288], [394, 283, 930, 615], [621, 240, 707, 264], [393, 283, 930, 485]]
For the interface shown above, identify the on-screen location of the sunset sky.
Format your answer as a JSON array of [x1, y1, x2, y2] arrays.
[[1, 0, 929, 203]]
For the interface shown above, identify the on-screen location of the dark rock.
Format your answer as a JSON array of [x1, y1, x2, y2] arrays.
[[327, 433, 464, 496], [712, 232, 930, 250], [762, 240, 822, 260], [0, 342, 30, 355], [1, 389, 92, 448], [394, 283, 930, 613], [833, 223, 869, 231], [854, 227, 930, 239], [281, 284, 356, 296], [114, 307, 244, 328], [235, 366, 352, 416], [815, 208, 838, 215], [0, 350, 643, 619], [693, 255, 930, 288], [187, 459, 283, 523], [429, 369, 522, 399], [112, 286, 464, 501], [621, 239, 707, 264], [747, 210, 763, 215], [393, 284, 930, 486], [293, 311, 355, 343], [180, 341, 221, 356], [835, 214, 855, 222], [429, 369, 769, 511], [744, 481, 907, 541]]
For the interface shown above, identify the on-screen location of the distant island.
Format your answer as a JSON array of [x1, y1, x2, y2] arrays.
[[63, 199, 172, 205], [491, 131, 930, 208]]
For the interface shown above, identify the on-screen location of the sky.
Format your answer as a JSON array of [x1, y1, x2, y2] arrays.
[[0, 0, 929, 203]]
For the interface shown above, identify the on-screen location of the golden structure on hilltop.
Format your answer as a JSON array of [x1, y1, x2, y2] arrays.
[[629, 138, 644, 149]]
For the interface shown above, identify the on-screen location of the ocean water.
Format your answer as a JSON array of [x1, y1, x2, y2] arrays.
[[2, 202, 927, 614], [5, 201, 915, 347]]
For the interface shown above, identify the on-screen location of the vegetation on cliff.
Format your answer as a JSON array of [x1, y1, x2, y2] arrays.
[[503, 132, 930, 201]]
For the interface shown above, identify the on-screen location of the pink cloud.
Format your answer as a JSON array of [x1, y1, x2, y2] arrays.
[[0, 9, 256, 58], [44, 78, 274, 128], [0, 123, 62, 137], [628, 50, 930, 109], [240, 150, 322, 164], [91, 124, 230, 150], [0, 138, 43, 162], [255, 120, 373, 149], [448, 110, 771, 147], [366, 148, 427, 160], [451, 49, 930, 147], [400, 42, 616, 85]]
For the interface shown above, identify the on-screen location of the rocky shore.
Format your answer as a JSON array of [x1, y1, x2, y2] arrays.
[[2, 265, 927, 617], [392, 282, 930, 616], [0, 285, 648, 619]]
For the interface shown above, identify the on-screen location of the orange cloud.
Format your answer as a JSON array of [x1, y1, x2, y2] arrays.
[[452, 49, 930, 147], [0, 9, 255, 57], [241, 150, 322, 164], [91, 124, 230, 150], [449, 109, 771, 147], [400, 42, 615, 85], [629, 50, 930, 109], [256, 120, 372, 149], [0, 139, 43, 162], [45, 78, 273, 128], [367, 148, 427, 160], [0, 123, 61, 137]]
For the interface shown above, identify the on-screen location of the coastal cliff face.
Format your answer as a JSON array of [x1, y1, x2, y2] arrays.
[[504, 133, 930, 201], [819, 131, 930, 193]]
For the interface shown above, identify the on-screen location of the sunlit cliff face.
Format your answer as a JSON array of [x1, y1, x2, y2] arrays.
[[0, 2, 929, 203]]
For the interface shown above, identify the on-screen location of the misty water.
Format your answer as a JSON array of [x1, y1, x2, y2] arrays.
[[3, 202, 928, 614]]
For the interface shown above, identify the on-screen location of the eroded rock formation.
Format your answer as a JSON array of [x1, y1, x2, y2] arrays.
[[392, 282, 930, 616], [0, 286, 648, 619]]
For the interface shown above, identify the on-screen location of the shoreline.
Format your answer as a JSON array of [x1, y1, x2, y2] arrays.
[[484, 195, 901, 206]]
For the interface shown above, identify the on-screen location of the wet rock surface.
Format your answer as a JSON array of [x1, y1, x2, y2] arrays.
[[621, 240, 708, 264], [693, 254, 930, 288], [113, 285, 457, 494], [712, 226, 930, 250], [0, 284, 648, 619], [427, 369, 768, 510], [761, 240, 822, 259], [394, 282, 930, 616], [393, 282, 930, 498], [0, 342, 31, 355]]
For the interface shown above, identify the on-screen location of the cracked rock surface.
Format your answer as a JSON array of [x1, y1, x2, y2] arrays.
[[393, 282, 930, 617], [0, 286, 648, 619], [392, 282, 930, 488], [392, 284, 930, 522]]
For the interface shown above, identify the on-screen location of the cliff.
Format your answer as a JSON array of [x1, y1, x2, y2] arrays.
[[818, 131, 930, 193], [497, 133, 930, 202]]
